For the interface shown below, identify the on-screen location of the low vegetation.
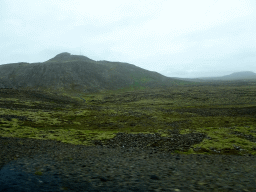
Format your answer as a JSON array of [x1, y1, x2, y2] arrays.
[[0, 80, 256, 156]]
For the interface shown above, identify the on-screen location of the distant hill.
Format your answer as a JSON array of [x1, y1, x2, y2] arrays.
[[0, 52, 193, 94], [169, 71, 256, 83], [198, 71, 256, 81]]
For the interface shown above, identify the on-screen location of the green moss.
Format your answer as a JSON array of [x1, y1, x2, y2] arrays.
[[34, 171, 43, 176]]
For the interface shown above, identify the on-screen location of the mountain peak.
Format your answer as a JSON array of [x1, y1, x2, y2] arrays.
[[54, 52, 71, 60], [45, 52, 95, 63]]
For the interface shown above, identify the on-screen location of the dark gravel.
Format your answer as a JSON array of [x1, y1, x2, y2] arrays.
[[0, 135, 256, 192]]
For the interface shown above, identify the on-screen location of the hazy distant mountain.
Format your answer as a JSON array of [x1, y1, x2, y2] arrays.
[[163, 71, 256, 83], [0, 52, 192, 94], [198, 71, 256, 81]]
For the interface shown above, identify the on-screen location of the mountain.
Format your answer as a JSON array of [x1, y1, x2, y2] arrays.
[[0, 52, 192, 94]]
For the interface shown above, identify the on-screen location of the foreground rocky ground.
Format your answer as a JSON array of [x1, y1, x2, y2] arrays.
[[1, 135, 256, 192]]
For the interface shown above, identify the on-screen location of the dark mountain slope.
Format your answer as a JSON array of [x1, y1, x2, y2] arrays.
[[0, 52, 193, 94]]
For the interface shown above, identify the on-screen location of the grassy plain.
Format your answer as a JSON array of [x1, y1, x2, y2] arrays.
[[0, 80, 256, 156]]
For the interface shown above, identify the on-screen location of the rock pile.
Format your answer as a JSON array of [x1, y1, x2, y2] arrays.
[[92, 129, 207, 152]]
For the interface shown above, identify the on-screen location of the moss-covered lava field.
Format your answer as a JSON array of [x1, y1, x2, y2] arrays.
[[1, 81, 256, 156]]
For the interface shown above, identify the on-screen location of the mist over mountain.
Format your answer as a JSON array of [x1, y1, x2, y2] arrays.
[[0, 52, 191, 94]]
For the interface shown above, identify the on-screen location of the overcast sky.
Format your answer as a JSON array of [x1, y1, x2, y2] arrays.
[[1, 0, 256, 78]]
